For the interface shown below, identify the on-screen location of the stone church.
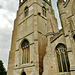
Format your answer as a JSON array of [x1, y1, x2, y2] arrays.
[[7, 0, 75, 75]]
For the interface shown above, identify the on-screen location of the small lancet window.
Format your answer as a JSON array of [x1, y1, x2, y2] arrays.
[[55, 43, 70, 72], [42, 6, 46, 17], [21, 39, 30, 64], [22, 71, 26, 75], [24, 6, 28, 17]]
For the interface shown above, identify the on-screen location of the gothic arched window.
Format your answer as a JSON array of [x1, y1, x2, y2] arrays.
[[22, 71, 26, 75], [24, 6, 28, 17], [21, 39, 30, 64], [42, 6, 46, 17], [55, 43, 70, 72]]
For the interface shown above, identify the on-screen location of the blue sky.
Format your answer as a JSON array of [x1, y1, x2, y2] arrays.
[[0, 0, 62, 70]]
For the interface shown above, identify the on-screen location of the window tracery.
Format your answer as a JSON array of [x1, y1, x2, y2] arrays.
[[21, 39, 30, 64], [55, 43, 70, 72]]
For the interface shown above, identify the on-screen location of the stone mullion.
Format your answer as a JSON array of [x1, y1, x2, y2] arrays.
[[28, 46, 30, 62], [25, 47, 26, 63], [26, 45, 28, 63], [27, 45, 28, 63], [59, 49, 64, 72], [26, 47, 27, 63], [22, 48, 24, 64], [63, 50, 68, 72]]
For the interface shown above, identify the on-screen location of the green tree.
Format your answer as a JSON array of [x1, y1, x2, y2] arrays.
[[0, 60, 7, 75]]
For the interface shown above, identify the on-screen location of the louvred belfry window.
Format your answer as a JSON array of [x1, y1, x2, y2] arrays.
[[21, 39, 30, 64], [55, 43, 70, 72], [42, 6, 46, 17], [24, 6, 28, 17]]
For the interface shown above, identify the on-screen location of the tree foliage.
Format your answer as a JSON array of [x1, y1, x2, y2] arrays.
[[0, 60, 7, 75]]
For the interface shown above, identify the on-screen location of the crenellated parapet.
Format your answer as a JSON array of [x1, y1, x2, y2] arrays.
[[19, 0, 27, 7], [19, 0, 51, 7]]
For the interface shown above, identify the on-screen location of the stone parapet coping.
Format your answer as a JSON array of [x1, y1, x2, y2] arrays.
[[59, 72, 71, 75], [15, 63, 35, 70], [70, 65, 75, 71]]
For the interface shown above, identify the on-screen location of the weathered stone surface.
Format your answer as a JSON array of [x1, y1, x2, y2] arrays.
[[7, 0, 75, 75]]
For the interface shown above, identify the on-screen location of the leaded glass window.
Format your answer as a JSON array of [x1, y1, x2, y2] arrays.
[[21, 39, 30, 64], [56, 43, 70, 72]]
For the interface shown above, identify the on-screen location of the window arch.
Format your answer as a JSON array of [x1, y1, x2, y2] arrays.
[[24, 6, 28, 17], [42, 6, 46, 17], [21, 39, 30, 64], [21, 71, 26, 75], [55, 43, 70, 72]]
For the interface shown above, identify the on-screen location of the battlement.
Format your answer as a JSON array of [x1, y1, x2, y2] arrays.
[[19, 0, 51, 7]]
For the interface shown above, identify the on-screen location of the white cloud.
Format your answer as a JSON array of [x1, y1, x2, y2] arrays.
[[0, 9, 16, 29], [0, 0, 18, 12], [0, 0, 18, 70], [51, 0, 62, 29]]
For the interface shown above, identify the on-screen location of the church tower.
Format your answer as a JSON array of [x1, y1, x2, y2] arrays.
[[7, 0, 59, 75]]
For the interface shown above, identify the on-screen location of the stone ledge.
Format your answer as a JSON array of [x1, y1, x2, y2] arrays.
[[18, 14, 34, 26], [16, 32, 34, 42], [70, 65, 75, 71], [59, 72, 71, 75], [15, 63, 35, 70]]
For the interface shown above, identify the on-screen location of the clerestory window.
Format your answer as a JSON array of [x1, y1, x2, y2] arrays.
[[42, 6, 46, 17], [55, 43, 70, 72], [21, 39, 30, 64], [24, 6, 28, 17]]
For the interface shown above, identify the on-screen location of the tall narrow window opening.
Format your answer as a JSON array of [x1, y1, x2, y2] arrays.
[[22, 71, 26, 75], [55, 43, 70, 72], [42, 6, 46, 17], [24, 6, 28, 17], [21, 39, 30, 64]]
